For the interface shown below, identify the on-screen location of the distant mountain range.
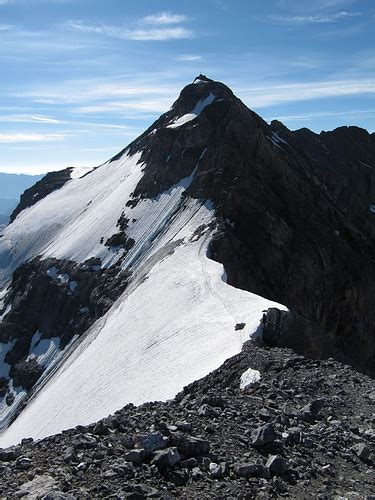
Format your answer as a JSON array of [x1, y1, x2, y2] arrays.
[[0, 172, 43, 225]]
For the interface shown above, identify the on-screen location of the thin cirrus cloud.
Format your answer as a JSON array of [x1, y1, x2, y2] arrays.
[[142, 12, 188, 25], [0, 132, 65, 143], [176, 55, 203, 61], [0, 24, 15, 30], [265, 10, 362, 25], [65, 11, 193, 42], [13, 80, 179, 105], [269, 109, 375, 122], [11, 77, 375, 115], [237, 78, 375, 108], [0, 114, 62, 124]]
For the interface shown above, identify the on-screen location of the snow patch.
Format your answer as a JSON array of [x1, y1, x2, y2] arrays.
[[0, 287, 10, 323], [70, 166, 95, 179], [27, 331, 61, 368], [360, 161, 373, 169], [240, 367, 261, 389], [0, 151, 145, 286], [272, 131, 288, 145], [167, 93, 216, 129], [267, 132, 288, 149], [370, 205, 375, 213]]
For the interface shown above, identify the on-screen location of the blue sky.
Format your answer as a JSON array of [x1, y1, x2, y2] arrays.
[[0, 0, 374, 174]]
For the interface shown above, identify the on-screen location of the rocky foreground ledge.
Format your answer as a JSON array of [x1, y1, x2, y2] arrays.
[[0, 342, 374, 499]]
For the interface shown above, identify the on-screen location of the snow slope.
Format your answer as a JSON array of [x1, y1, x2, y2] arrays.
[[0, 151, 144, 286], [0, 143, 287, 447], [0, 196, 286, 446]]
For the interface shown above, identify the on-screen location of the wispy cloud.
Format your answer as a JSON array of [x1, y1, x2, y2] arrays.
[[65, 10, 193, 42], [176, 54, 203, 61], [142, 12, 188, 25], [0, 132, 65, 143], [74, 99, 173, 115], [125, 27, 193, 41], [274, 0, 358, 12], [269, 109, 375, 122], [13, 79, 179, 105], [0, 114, 62, 123], [238, 78, 375, 108], [265, 11, 361, 25], [65, 21, 193, 41], [0, 24, 15, 30]]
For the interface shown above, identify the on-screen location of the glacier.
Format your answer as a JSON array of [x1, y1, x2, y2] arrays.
[[0, 107, 286, 447]]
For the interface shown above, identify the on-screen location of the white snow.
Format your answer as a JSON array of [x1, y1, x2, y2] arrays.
[[193, 78, 209, 85], [70, 166, 96, 179], [0, 195, 287, 447], [370, 205, 375, 213], [267, 132, 288, 149], [271, 131, 289, 145], [27, 331, 61, 368], [240, 367, 261, 389], [360, 161, 373, 169], [0, 287, 10, 323], [167, 93, 216, 129], [0, 142, 288, 447], [47, 267, 69, 285], [0, 151, 145, 287]]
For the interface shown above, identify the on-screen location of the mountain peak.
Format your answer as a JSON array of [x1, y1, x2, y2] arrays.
[[192, 74, 214, 84]]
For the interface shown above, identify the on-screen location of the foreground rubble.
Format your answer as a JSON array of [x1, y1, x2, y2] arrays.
[[0, 342, 374, 499]]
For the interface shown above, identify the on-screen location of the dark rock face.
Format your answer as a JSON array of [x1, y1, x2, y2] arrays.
[[262, 308, 332, 360], [0, 256, 130, 396], [106, 77, 375, 374], [0, 342, 373, 498], [10, 168, 73, 222], [13, 359, 45, 390]]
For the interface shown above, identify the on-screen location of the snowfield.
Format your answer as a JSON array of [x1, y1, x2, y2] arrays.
[[0, 151, 144, 285], [0, 148, 286, 447]]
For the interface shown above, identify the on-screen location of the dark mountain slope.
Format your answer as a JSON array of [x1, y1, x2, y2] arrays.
[[114, 76, 375, 374]]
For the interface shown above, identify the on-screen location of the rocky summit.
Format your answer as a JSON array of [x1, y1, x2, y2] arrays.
[[0, 76, 374, 497]]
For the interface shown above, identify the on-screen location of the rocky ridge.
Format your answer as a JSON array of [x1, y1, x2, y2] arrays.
[[0, 339, 373, 499], [106, 75, 375, 374], [0, 75, 375, 452]]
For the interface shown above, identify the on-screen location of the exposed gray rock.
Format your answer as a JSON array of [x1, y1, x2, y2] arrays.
[[251, 423, 277, 447], [266, 454, 287, 475], [139, 431, 167, 454], [123, 448, 147, 465], [151, 447, 181, 470], [352, 443, 371, 462], [15, 474, 57, 499], [169, 434, 209, 457]]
